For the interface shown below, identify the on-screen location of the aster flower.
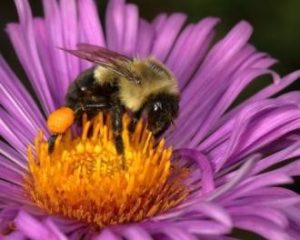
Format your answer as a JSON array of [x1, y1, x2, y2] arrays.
[[1, 0, 300, 239]]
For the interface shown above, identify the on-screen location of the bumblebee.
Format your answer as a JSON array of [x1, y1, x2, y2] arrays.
[[47, 44, 179, 154]]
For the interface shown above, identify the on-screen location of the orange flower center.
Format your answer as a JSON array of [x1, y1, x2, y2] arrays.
[[25, 114, 189, 228]]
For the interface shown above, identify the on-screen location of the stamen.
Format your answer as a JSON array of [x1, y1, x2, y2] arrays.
[[25, 114, 189, 228]]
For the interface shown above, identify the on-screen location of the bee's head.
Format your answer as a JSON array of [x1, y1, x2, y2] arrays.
[[145, 93, 179, 138]]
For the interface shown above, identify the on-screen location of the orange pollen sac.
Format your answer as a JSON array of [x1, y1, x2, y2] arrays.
[[25, 114, 190, 228], [47, 107, 75, 134]]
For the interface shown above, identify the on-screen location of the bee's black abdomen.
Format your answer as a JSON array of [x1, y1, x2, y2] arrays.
[[65, 67, 119, 123], [65, 67, 96, 106]]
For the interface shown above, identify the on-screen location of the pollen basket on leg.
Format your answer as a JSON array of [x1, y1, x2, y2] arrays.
[[25, 114, 189, 227]]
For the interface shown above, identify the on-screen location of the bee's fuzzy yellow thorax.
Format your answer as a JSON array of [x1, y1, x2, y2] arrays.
[[119, 59, 178, 111]]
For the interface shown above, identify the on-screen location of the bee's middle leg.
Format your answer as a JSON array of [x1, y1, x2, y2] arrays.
[[74, 103, 109, 118], [71, 103, 110, 127], [48, 134, 58, 153]]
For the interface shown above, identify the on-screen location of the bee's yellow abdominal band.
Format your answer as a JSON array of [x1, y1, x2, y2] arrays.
[[25, 114, 189, 227]]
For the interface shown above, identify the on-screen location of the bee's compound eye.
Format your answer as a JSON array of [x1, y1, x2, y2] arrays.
[[47, 107, 75, 134], [153, 102, 162, 112]]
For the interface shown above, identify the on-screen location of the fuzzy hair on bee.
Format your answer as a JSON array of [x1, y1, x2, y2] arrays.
[[93, 58, 179, 112], [47, 44, 180, 157]]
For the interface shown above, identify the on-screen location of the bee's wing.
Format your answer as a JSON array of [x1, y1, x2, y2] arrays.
[[77, 43, 131, 62], [62, 44, 136, 81]]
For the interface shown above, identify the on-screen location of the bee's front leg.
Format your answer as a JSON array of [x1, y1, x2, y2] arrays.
[[128, 110, 142, 134]]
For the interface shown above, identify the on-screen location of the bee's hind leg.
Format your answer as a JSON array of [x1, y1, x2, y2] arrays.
[[111, 103, 126, 168], [48, 134, 58, 153], [111, 104, 124, 154]]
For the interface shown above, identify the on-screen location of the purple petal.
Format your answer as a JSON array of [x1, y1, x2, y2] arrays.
[[93, 229, 121, 240], [0, 141, 26, 167], [232, 215, 290, 240], [136, 19, 155, 58], [0, 160, 23, 186], [187, 69, 279, 147], [59, 0, 80, 81], [41, 0, 70, 104], [191, 202, 232, 228], [231, 107, 300, 152], [170, 23, 257, 146], [247, 70, 300, 101], [259, 161, 300, 179], [48, 216, 86, 235], [32, 18, 61, 107], [228, 206, 289, 228], [119, 226, 152, 240], [0, 154, 24, 177], [284, 206, 300, 226], [288, 226, 300, 240], [15, 211, 57, 240], [1, 110, 35, 146], [227, 120, 300, 169], [122, 4, 139, 56], [199, 99, 288, 152], [43, 219, 68, 240], [221, 172, 293, 203], [151, 13, 187, 61], [0, 207, 19, 221], [279, 91, 300, 105], [8, 0, 55, 113], [152, 13, 168, 31], [180, 21, 253, 112], [78, 0, 105, 46], [244, 187, 298, 198], [106, 0, 126, 52], [209, 100, 300, 170], [166, 18, 219, 89], [0, 55, 45, 131], [226, 195, 300, 208], [156, 201, 232, 230], [174, 149, 215, 194], [219, 70, 300, 127], [68, 229, 89, 240], [0, 182, 28, 205], [3, 231, 26, 240], [174, 220, 231, 235], [0, 116, 28, 156], [253, 141, 300, 174], [153, 228, 197, 240], [206, 156, 256, 201]]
